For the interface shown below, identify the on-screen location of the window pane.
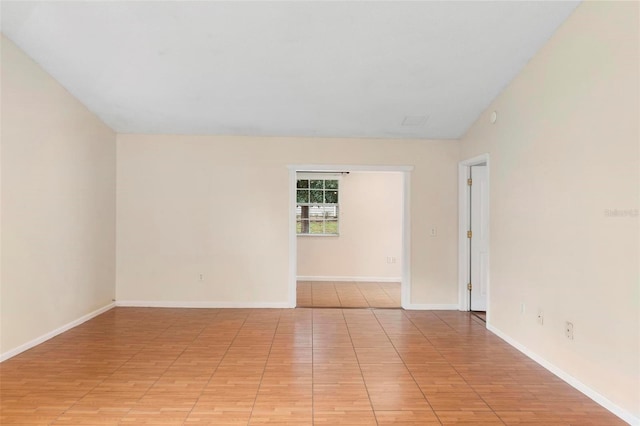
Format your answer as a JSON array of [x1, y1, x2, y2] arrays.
[[307, 205, 322, 218], [324, 190, 338, 203], [297, 190, 309, 203], [310, 180, 323, 189], [325, 180, 338, 189], [324, 205, 338, 219], [295, 179, 339, 236], [310, 190, 323, 203], [310, 220, 324, 234]]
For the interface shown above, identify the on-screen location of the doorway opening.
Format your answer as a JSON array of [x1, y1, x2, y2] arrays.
[[288, 165, 413, 309], [458, 154, 490, 323]]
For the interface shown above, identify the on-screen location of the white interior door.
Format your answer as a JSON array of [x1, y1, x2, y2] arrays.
[[470, 165, 488, 311]]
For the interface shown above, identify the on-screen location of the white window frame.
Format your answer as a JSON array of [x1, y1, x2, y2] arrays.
[[296, 173, 341, 236]]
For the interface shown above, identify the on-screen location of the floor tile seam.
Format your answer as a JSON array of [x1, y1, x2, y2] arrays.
[[340, 309, 380, 426], [246, 312, 283, 424], [123, 309, 226, 422], [372, 283, 397, 305], [185, 310, 252, 422], [50, 312, 197, 423], [369, 309, 442, 425], [354, 283, 372, 308], [333, 283, 347, 309], [404, 311, 507, 425], [310, 284, 315, 309], [380, 286, 397, 304], [357, 286, 380, 308]]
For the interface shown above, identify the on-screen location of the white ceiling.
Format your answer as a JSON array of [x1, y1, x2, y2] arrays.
[[1, 1, 579, 139]]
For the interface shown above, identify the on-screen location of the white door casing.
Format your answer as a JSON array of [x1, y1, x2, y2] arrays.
[[458, 153, 490, 319], [470, 165, 489, 311], [288, 164, 413, 309]]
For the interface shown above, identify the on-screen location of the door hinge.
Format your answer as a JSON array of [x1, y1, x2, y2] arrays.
[[467, 230, 472, 238], [467, 178, 472, 186], [467, 283, 472, 291]]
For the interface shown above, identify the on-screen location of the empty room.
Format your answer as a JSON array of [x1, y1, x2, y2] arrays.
[[1, 1, 638, 425]]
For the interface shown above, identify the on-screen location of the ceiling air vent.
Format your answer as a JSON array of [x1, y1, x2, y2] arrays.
[[401, 115, 429, 126]]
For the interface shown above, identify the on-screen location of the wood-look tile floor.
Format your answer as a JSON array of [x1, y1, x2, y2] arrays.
[[0, 308, 623, 425], [297, 282, 400, 308], [471, 311, 486, 323]]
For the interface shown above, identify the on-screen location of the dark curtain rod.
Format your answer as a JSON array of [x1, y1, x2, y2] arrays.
[[298, 171, 350, 174]]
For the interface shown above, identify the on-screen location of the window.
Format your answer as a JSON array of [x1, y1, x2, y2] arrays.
[[296, 177, 339, 235]]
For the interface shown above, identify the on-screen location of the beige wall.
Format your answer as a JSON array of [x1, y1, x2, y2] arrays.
[[297, 172, 403, 280], [116, 136, 459, 306], [459, 2, 639, 419], [0, 36, 116, 355]]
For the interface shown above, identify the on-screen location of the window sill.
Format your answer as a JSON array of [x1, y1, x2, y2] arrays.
[[297, 234, 339, 237]]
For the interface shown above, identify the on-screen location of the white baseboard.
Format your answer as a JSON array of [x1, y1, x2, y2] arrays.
[[116, 300, 291, 309], [487, 324, 639, 426], [0, 302, 115, 363], [404, 303, 458, 310], [297, 276, 401, 283]]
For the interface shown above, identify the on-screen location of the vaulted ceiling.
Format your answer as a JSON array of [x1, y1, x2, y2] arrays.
[[1, 1, 579, 139]]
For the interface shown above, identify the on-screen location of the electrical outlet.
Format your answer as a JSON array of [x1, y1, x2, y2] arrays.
[[565, 322, 574, 340], [430, 227, 437, 237], [199, 273, 204, 281], [537, 311, 544, 325], [520, 303, 525, 314]]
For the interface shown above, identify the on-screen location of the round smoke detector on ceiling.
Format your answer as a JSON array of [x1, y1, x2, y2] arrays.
[[490, 111, 498, 124]]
